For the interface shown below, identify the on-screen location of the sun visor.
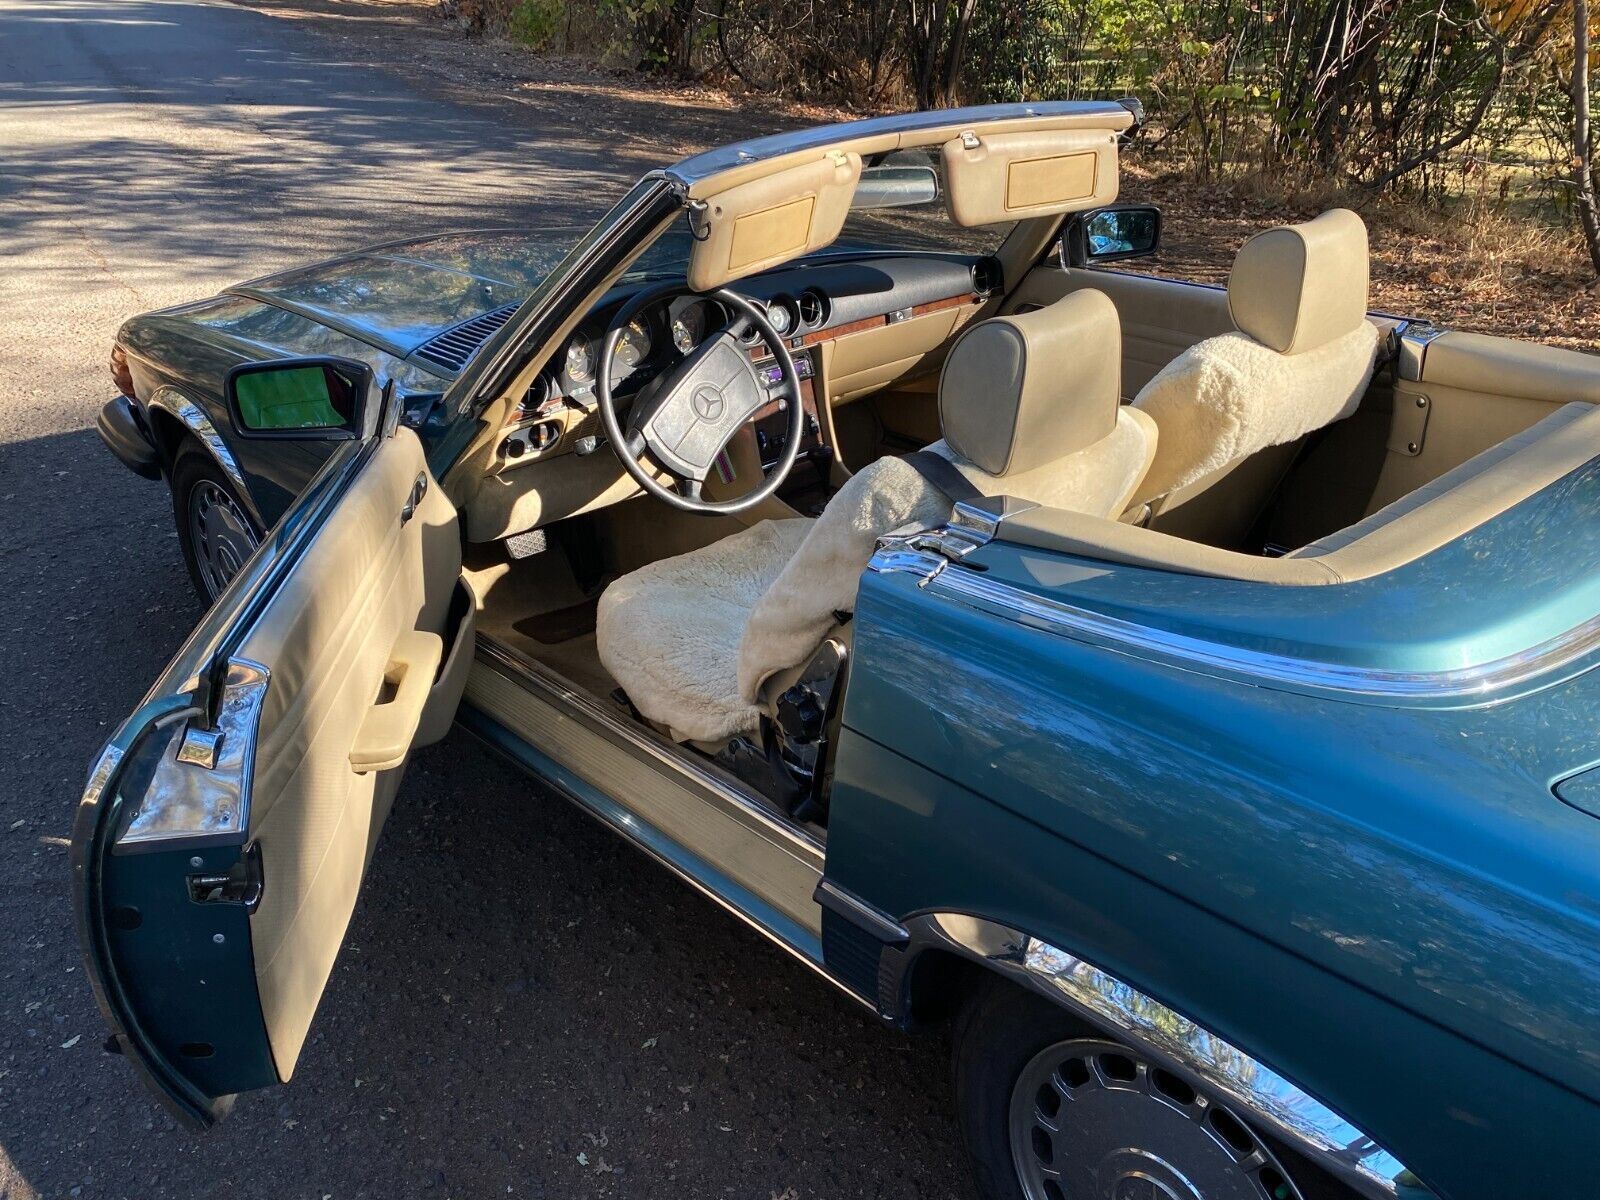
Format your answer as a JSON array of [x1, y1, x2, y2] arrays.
[[941, 128, 1118, 227], [687, 151, 862, 292]]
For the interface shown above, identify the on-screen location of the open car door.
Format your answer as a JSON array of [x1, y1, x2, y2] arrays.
[[71, 358, 475, 1125]]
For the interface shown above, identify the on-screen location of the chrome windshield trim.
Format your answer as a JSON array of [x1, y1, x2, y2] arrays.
[[666, 101, 1132, 186], [913, 914, 1430, 1200], [456, 177, 683, 419], [873, 549, 1600, 705]]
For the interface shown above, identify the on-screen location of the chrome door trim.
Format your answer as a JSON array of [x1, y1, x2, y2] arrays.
[[911, 913, 1430, 1200], [868, 543, 1600, 706], [119, 658, 269, 847]]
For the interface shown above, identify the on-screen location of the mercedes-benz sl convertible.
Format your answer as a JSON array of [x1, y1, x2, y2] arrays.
[[78, 102, 1600, 1200]]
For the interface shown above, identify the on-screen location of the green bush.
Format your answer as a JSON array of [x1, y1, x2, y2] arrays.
[[508, 0, 565, 49]]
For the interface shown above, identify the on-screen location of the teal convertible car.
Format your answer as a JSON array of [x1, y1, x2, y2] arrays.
[[78, 103, 1600, 1200]]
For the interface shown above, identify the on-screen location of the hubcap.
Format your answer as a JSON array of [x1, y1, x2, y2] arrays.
[[1009, 1039, 1302, 1200], [187, 479, 258, 600]]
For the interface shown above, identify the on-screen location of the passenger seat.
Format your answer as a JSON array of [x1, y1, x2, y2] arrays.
[[1127, 209, 1382, 542]]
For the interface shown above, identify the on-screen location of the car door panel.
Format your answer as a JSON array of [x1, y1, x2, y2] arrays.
[[74, 424, 464, 1120], [238, 428, 459, 1076]]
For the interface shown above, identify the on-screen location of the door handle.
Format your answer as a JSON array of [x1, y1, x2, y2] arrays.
[[400, 472, 428, 525], [349, 629, 444, 774]]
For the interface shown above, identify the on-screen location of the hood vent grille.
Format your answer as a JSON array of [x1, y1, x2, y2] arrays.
[[413, 301, 522, 373]]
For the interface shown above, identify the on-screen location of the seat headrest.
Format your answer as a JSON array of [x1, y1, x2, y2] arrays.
[[938, 290, 1121, 477], [1228, 209, 1369, 355]]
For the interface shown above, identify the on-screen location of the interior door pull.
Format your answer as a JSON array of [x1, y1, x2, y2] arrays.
[[400, 473, 428, 524]]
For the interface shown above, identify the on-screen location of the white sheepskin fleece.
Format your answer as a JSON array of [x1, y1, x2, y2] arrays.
[[599, 409, 1154, 742], [1132, 321, 1380, 504], [596, 516, 813, 743], [735, 407, 1154, 702]]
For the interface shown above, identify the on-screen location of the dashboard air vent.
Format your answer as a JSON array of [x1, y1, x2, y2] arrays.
[[413, 301, 522, 373], [798, 290, 829, 328], [972, 257, 1003, 297]]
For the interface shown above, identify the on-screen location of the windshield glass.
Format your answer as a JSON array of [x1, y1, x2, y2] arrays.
[[838, 149, 1014, 257]]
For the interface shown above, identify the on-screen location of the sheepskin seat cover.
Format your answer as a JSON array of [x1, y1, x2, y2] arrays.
[[1132, 322, 1379, 503], [596, 517, 813, 743], [594, 409, 1153, 744], [1132, 208, 1381, 507], [736, 412, 1155, 703]]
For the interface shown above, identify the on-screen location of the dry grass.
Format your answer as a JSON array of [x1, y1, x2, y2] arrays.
[[1130, 163, 1600, 351]]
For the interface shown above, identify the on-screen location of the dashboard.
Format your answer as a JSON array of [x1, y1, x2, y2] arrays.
[[496, 250, 999, 470]]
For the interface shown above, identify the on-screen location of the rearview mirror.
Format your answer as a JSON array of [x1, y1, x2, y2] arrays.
[[851, 164, 940, 210], [1063, 205, 1162, 267], [225, 357, 372, 440]]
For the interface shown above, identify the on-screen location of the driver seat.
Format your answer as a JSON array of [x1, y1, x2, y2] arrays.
[[595, 289, 1157, 744]]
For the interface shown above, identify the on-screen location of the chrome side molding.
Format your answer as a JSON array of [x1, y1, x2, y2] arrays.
[[867, 516, 1600, 706], [909, 914, 1431, 1200]]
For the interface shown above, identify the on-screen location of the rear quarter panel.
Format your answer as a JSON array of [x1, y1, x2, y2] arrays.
[[828, 469, 1600, 1199]]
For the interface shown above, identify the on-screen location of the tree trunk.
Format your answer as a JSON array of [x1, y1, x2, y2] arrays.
[[1575, 0, 1600, 274]]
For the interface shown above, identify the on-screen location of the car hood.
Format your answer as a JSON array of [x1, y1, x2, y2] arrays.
[[225, 229, 587, 358]]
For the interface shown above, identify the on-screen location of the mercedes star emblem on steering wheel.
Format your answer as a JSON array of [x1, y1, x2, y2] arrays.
[[691, 384, 725, 422]]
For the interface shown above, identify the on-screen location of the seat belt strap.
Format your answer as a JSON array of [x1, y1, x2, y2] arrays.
[[901, 450, 984, 505]]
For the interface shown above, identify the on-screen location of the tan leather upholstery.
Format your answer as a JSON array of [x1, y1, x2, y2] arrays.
[[940, 289, 1120, 475], [1371, 330, 1600, 512], [687, 152, 861, 292], [942, 128, 1119, 227], [240, 429, 464, 1079], [1227, 209, 1369, 354], [598, 294, 1155, 739], [999, 400, 1600, 584], [1129, 210, 1380, 519]]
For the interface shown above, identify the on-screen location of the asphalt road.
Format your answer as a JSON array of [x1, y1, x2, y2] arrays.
[[0, 3, 973, 1196]]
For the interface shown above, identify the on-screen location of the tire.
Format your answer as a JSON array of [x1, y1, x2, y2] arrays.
[[170, 442, 262, 605], [952, 976, 1307, 1200]]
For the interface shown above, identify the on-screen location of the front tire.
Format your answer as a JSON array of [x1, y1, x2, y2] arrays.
[[952, 978, 1304, 1200], [171, 443, 261, 605]]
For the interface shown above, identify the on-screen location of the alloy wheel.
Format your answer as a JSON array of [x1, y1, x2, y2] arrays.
[[186, 479, 258, 601], [1009, 1038, 1303, 1200]]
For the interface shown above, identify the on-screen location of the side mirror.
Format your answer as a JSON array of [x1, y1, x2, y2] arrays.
[[1062, 205, 1162, 268], [851, 164, 941, 210], [225, 357, 372, 440]]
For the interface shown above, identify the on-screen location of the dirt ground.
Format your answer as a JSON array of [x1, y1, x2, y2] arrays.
[[238, 0, 1600, 351]]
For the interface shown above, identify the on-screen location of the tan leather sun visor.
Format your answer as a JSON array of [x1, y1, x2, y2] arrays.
[[687, 150, 862, 292], [942, 128, 1118, 227]]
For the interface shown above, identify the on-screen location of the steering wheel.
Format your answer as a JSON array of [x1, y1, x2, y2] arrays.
[[595, 281, 806, 514]]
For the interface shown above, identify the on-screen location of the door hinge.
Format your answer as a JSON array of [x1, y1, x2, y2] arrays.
[[187, 841, 264, 911]]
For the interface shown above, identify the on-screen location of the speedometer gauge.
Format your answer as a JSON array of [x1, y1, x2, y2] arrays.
[[565, 332, 595, 383], [671, 308, 703, 355], [612, 316, 653, 374]]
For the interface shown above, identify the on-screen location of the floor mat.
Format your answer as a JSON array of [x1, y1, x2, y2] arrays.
[[512, 594, 601, 645]]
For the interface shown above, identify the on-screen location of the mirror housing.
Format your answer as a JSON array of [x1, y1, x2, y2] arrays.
[[224, 357, 372, 440], [851, 163, 940, 210], [1062, 205, 1162, 268]]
